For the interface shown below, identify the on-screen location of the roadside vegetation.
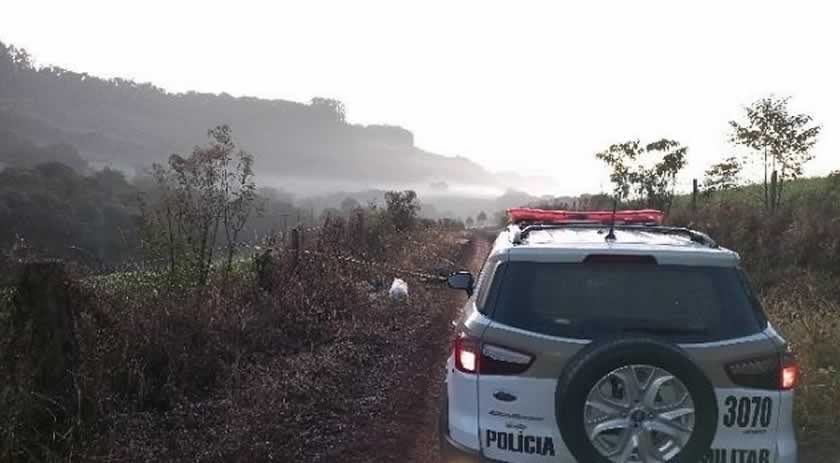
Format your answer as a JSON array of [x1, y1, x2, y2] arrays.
[[0, 126, 470, 462], [669, 175, 840, 456]]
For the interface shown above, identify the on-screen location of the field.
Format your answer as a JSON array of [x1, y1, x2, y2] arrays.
[[3, 175, 840, 462], [0, 214, 478, 462], [669, 174, 840, 460]]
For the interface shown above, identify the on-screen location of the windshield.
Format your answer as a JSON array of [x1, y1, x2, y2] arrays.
[[489, 261, 765, 342]]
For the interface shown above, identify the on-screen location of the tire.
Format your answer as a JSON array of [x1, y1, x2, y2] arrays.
[[555, 337, 718, 463]]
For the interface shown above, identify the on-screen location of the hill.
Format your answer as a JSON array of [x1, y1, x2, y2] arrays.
[[0, 41, 549, 193]]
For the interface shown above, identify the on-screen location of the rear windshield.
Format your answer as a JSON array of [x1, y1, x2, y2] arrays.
[[488, 262, 765, 342]]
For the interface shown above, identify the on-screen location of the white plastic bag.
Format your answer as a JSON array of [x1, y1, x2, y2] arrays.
[[388, 278, 409, 303]]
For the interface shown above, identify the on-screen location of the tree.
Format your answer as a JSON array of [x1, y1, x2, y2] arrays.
[[141, 125, 257, 284], [0, 162, 140, 266], [384, 190, 420, 232], [703, 155, 743, 194], [729, 96, 821, 211], [310, 97, 346, 124], [595, 139, 687, 211], [465, 216, 475, 228], [476, 211, 487, 226]]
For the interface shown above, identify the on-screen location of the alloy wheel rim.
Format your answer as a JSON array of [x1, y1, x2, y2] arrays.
[[583, 364, 696, 463]]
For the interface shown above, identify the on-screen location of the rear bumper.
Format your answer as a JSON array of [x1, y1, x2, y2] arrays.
[[440, 431, 482, 463], [441, 432, 512, 463], [440, 382, 506, 463], [440, 379, 481, 463]]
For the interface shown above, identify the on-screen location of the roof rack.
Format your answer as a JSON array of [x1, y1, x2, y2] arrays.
[[508, 222, 718, 248], [508, 208, 665, 225], [510, 225, 718, 248], [505, 208, 718, 248]]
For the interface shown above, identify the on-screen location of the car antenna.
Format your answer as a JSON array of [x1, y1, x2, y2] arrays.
[[605, 197, 618, 242]]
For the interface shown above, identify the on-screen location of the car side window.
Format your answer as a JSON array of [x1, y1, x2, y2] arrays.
[[737, 269, 769, 327], [474, 258, 497, 313]]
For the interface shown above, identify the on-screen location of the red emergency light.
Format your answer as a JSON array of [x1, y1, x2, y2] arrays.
[[507, 208, 665, 225]]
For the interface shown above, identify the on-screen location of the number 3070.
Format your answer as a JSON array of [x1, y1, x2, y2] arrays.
[[723, 396, 772, 428]]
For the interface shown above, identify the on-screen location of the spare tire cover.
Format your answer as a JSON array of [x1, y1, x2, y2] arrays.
[[556, 337, 718, 463]]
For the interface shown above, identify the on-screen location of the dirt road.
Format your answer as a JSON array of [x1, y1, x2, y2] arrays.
[[335, 236, 491, 463], [401, 237, 491, 463]]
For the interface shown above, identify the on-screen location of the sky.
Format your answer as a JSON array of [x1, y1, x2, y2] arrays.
[[2, 0, 838, 195]]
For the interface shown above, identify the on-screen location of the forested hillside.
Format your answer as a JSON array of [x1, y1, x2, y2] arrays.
[[0, 41, 507, 190]]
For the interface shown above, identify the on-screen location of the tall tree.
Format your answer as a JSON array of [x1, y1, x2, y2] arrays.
[[729, 96, 821, 211], [142, 125, 257, 284], [595, 139, 687, 211]]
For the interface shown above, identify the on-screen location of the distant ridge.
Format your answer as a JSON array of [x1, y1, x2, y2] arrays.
[[0, 41, 553, 192]]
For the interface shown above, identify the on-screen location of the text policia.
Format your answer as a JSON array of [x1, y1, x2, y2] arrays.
[[484, 430, 556, 457]]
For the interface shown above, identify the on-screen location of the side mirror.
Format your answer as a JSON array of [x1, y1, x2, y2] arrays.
[[447, 271, 474, 296]]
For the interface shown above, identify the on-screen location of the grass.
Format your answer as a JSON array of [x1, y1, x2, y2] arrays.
[[670, 174, 840, 457], [762, 275, 840, 454]]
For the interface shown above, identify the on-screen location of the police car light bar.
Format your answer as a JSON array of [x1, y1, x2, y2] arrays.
[[507, 208, 665, 225]]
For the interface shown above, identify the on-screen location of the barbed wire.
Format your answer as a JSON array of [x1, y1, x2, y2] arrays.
[[265, 246, 450, 282]]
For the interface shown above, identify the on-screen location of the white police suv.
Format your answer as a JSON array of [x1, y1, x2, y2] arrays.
[[440, 209, 799, 463]]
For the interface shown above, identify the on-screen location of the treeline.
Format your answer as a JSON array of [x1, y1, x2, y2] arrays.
[[0, 162, 139, 265], [0, 129, 88, 171], [0, 125, 463, 271], [0, 129, 305, 267], [518, 95, 833, 218], [593, 96, 827, 213]]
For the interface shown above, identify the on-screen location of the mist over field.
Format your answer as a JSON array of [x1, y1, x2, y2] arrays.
[[0, 39, 558, 216]]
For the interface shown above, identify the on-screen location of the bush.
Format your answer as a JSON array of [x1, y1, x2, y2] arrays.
[[669, 179, 840, 287], [384, 190, 420, 232]]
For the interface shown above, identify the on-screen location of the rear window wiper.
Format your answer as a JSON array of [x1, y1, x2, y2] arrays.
[[575, 317, 708, 336], [620, 324, 708, 336]]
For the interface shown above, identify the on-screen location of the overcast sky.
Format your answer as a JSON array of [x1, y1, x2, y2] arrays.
[[2, 0, 838, 195]]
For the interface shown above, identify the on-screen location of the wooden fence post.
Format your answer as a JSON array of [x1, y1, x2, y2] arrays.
[[692, 178, 699, 211], [255, 248, 275, 292]]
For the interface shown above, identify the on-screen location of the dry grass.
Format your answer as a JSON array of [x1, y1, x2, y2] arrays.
[[670, 180, 840, 458], [1, 215, 470, 462], [761, 274, 840, 455]]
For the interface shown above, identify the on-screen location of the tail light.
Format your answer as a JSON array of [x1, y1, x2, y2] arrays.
[[725, 352, 799, 390], [454, 334, 480, 373], [453, 332, 534, 375], [780, 353, 800, 390]]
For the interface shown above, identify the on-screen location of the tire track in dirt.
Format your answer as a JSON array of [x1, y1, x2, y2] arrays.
[[400, 235, 492, 463], [331, 233, 491, 463]]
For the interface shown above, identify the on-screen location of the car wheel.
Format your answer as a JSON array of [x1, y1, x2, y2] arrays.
[[555, 337, 718, 463]]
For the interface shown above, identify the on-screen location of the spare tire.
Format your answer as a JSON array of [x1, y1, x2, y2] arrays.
[[555, 337, 718, 463]]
